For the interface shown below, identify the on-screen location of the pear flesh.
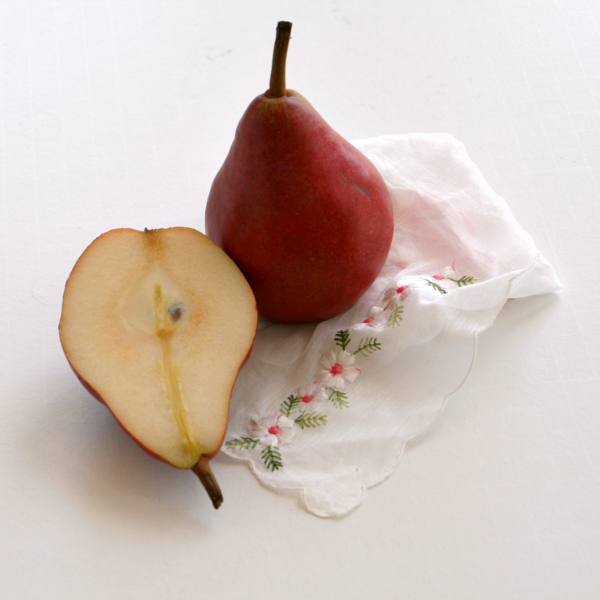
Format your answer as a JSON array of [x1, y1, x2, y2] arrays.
[[59, 227, 258, 508], [206, 22, 394, 324]]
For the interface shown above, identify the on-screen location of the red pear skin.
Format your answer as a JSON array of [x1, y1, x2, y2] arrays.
[[205, 22, 394, 324]]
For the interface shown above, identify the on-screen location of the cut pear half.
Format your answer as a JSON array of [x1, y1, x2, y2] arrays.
[[59, 227, 258, 508]]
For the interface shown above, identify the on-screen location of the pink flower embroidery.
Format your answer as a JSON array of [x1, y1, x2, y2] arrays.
[[383, 284, 409, 310], [440, 265, 459, 279], [249, 415, 295, 446], [352, 306, 386, 331], [316, 350, 361, 390], [296, 383, 328, 412]]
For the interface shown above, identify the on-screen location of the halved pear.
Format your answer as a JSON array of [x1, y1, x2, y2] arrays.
[[59, 227, 257, 508]]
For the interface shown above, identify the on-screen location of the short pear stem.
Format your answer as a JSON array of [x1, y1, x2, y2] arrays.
[[268, 21, 292, 98], [192, 455, 223, 509]]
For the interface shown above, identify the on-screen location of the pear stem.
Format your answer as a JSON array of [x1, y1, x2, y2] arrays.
[[192, 455, 223, 509], [268, 21, 292, 98]]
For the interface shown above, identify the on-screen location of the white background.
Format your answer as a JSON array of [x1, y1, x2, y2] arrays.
[[1, 1, 598, 598]]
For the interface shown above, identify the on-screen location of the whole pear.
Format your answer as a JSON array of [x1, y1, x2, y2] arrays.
[[205, 22, 394, 324]]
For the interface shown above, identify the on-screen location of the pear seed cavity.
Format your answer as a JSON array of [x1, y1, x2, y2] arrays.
[[168, 303, 185, 322]]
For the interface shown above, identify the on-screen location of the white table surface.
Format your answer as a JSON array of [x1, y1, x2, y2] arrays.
[[2, 1, 599, 598]]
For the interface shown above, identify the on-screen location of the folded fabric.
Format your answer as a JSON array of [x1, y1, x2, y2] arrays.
[[221, 133, 562, 517]]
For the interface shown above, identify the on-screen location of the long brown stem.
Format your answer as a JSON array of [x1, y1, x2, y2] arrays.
[[192, 455, 223, 509], [268, 21, 292, 97]]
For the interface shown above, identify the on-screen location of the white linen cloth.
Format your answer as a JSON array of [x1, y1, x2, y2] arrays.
[[221, 133, 562, 517]]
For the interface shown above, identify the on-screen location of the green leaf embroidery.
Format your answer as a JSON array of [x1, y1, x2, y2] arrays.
[[225, 437, 259, 450], [335, 329, 351, 351], [450, 275, 477, 287], [329, 389, 349, 409], [424, 278, 447, 294], [261, 445, 283, 471], [280, 394, 301, 417], [353, 337, 382, 356], [387, 304, 404, 328], [294, 411, 328, 429]]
